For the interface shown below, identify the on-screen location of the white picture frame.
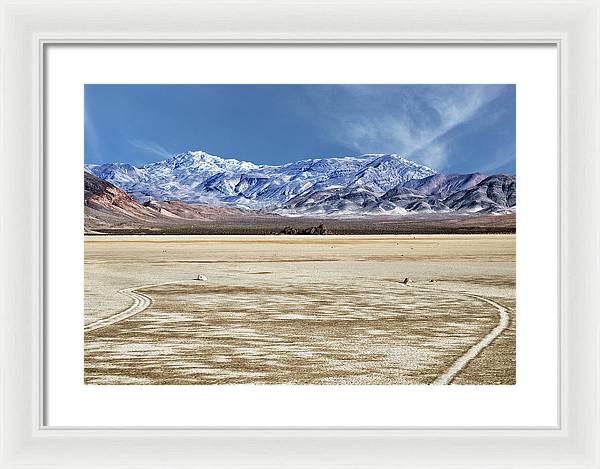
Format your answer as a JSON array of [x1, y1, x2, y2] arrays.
[[1, 0, 598, 467]]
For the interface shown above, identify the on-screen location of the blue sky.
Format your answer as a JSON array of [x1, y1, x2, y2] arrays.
[[85, 84, 515, 174]]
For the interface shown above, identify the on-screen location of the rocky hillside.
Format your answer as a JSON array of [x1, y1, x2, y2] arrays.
[[84, 171, 253, 232]]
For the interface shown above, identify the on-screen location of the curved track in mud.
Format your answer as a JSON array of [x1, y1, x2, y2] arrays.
[[85, 280, 511, 385], [84, 281, 193, 332], [403, 283, 511, 385], [431, 292, 510, 385]]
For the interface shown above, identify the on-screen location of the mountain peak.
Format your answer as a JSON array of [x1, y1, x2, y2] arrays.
[[153, 150, 259, 174], [166, 150, 226, 166], [175, 149, 222, 160]]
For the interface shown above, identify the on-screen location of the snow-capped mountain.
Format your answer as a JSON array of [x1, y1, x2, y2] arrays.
[[85, 150, 515, 217], [85, 150, 436, 208]]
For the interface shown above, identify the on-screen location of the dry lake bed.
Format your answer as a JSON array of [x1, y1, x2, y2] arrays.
[[84, 234, 516, 385]]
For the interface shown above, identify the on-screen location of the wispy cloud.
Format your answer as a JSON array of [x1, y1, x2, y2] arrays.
[[477, 149, 516, 174], [298, 85, 508, 170], [84, 110, 105, 162], [129, 139, 173, 160]]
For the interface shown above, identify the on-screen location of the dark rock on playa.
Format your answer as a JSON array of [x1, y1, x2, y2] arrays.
[[280, 224, 330, 235], [280, 226, 299, 235], [302, 224, 330, 235]]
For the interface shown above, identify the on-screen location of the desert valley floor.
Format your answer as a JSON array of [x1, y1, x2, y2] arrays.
[[84, 234, 516, 385]]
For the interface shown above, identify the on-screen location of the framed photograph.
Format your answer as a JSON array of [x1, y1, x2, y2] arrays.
[[1, 0, 599, 467]]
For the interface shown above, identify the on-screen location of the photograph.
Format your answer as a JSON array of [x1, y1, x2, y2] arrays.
[[83, 84, 516, 385]]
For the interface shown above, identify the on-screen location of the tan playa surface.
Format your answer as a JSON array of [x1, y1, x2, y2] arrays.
[[84, 234, 515, 385]]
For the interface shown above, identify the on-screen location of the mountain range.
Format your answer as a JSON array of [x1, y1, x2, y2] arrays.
[[85, 150, 516, 217]]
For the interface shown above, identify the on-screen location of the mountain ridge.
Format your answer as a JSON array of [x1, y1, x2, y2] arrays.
[[85, 150, 515, 217]]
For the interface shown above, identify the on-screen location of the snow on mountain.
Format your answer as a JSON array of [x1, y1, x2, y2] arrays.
[[85, 150, 515, 217], [85, 150, 436, 209], [84, 171, 251, 232], [282, 184, 383, 216], [403, 172, 487, 196], [86, 162, 148, 185], [350, 154, 436, 192], [443, 174, 516, 214]]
